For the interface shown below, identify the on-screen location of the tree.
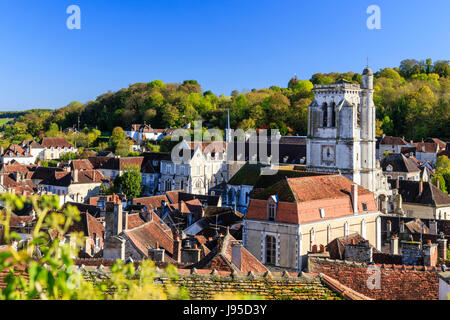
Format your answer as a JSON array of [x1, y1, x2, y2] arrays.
[[114, 165, 142, 199], [110, 127, 126, 149]]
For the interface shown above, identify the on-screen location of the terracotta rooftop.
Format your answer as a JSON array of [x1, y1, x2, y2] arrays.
[[247, 175, 377, 224], [40, 138, 73, 148]]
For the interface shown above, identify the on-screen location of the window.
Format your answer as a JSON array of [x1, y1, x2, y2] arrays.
[[331, 102, 336, 127], [322, 103, 328, 127], [319, 208, 325, 219], [362, 203, 368, 211], [399, 176, 404, 180], [265, 235, 276, 265], [267, 201, 276, 221]]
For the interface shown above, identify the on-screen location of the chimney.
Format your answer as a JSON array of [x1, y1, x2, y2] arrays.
[[396, 178, 400, 189], [386, 220, 392, 238], [351, 184, 358, 215], [122, 210, 129, 231], [400, 220, 405, 233], [429, 220, 438, 235], [148, 247, 165, 262], [231, 241, 243, 271], [390, 235, 399, 255], [423, 240, 438, 267], [105, 202, 123, 238], [437, 237, 448, 260], [84, 236, 92, 256], [419, 180, 423, 195], [72, 169, 79, 183], [173, 233, 181, 263]]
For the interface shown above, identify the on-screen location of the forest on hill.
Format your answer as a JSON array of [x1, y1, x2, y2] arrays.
[[1, 59, 449, 146]]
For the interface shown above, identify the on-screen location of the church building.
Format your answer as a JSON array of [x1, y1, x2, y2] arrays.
[[306, 67, 392, 208]]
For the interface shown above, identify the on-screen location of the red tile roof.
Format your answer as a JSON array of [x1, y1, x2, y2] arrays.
[[132, 195, 169, 210], [40, 138, 73, 148], [247, 175, 377, 224], [380, 136, 408, 145]]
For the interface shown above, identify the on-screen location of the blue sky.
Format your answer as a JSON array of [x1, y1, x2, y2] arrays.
[[0, 0, 449, 110]]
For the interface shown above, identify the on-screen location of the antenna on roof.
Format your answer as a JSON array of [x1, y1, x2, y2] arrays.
[[366, 55, 369, 68]]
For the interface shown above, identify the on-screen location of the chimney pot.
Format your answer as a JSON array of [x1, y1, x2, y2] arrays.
[[351, 184, 358, 215]]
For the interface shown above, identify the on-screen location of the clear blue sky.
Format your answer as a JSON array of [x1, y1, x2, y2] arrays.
[[0, 0, 449, 110]]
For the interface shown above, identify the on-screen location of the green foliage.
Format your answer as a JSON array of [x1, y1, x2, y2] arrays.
[[435, 156, 450, 194], [0, 194, 192, 300], [2, 59, 449, 142], [114, 165, 142, 199]]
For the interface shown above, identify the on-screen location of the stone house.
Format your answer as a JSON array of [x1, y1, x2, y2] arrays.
[[244, 174, 381, 271], [38, 169, 106, 203], [388, 179, 450, 220], [159, 141, 228, 195], [381, 153, 421, 181], [40, 138, 77, 160], [377, 136, 410, 159], [0, 144, 35, 165]]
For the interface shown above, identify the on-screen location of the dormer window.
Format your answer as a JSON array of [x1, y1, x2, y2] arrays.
[[267, 197, 277, 221], [386, 165, 393, 172], [319, 208, 325, 219]]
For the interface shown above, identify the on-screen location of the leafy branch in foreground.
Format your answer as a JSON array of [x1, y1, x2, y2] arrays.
[[0, 193, 190, 300]]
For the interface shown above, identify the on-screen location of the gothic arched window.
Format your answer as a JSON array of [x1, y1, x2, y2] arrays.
[[322, 103, 328, 127], [331, 102, 336, 127]]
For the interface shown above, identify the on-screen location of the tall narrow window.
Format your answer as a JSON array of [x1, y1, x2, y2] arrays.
[[267, 201, 276, 221], [265, 235, 276, 265], [322, 103, 328, 127], [331, 102, 336, 127]]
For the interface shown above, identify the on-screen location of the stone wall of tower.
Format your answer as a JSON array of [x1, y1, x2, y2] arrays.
[[359, 71, 377, 192]]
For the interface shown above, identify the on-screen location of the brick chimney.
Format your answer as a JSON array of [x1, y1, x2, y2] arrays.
[[231, 241, 243, 271], [105, 202, 123, 238], [173, 233, 181, 263], [351, 184, 358, 215], [423, 240, 438, 267]]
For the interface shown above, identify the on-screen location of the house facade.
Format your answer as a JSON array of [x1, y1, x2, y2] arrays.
[[40, 138, 77, 160], [244, 174, 381, 271], [159, 141, 228, 195]]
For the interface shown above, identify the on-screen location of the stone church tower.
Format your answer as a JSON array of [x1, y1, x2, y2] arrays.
[[306, 67, 389, 197]]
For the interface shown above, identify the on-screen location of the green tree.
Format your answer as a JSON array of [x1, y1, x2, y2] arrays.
[[114, 165, 142, 199]]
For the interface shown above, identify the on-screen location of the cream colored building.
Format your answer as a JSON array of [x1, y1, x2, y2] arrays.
[[244, 174, 381, 271]]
